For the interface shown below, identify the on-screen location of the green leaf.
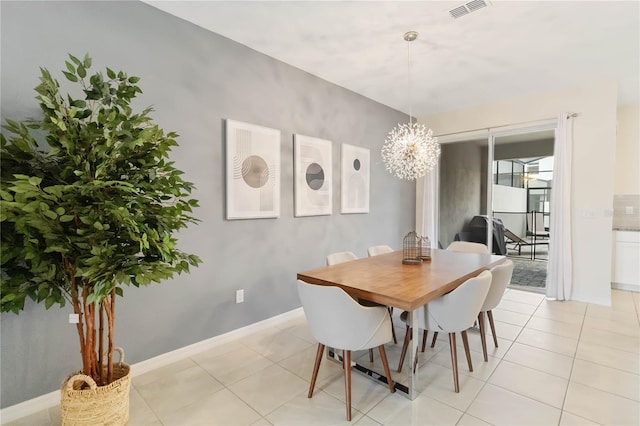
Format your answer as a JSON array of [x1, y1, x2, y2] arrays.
[[77, 65, 86, 78], [59, 215, 74, 222], [82, 53, 92, 69], [106, 67, 116, 79], [44, 296, 56, 309], [62, 71, 78, 82], [128, 76, 140, 84], [28, 176, 42, 186], [68, 54, 82, 66], [0, 190, 13, 201], [115, 287, 123, 297]]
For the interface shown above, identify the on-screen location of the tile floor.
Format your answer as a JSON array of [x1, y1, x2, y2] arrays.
[[7, 289, 640, 426]]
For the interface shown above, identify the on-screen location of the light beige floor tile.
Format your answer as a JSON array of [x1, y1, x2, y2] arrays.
[[47, 406, 61, 426], [539, 299, 588, 316], [322, 369, 394, 414], [367, 392, 463, 425], [456, 413, 493, 425], [416, 362, 485, 411], [4, 409, 52, 426], [228, 364, 309, 416], [576, 340, 640, 375], [278, 344, 344, 388], [192, 344, 274, 386], [534, 304, 585, 325], [428, 342, 501, 382], [525, 316, 582, 340], [250, 418, 274, 426], [488, 360, 568, 408], [516, 328, 578, 356], [134, 364, 224, 417], [559, 411, 603, 425], [586, 304, 639, 324], [466, 383, 561, 425], [273, 312, 308, 331], [564, 381, 640, 426], [266, 389, 364, 425], [482, 319, 523, 341], [579, 326, 640, 354], [128, 385, 161, 425], [571, 358, 640, 402], [353, 415, 383, 425], [610, 289, 638, 312], [282, 322, 317, 344], [133, 358, 198, 388], [503, 342, 574, 379], [490, 308, 531, 327], [582, 314, 640, 338], [159, 388, 261, 426], [496, 299, 538, 315], [243, 328, 314, 362], [500, 289, 545, 306]]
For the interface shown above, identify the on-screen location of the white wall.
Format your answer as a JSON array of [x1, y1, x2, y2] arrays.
[[419, 81, 618, 305], [493, 185, 527, 236], [615, 104, 640, 194]]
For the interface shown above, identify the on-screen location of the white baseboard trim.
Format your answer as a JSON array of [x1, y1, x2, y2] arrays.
[[0, 307, 304, 424]]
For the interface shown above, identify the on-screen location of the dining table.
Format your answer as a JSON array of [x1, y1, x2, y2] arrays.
[[297, 248, 506, 400]]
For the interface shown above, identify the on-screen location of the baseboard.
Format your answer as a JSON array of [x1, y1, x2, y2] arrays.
[[0, 307, 304, 424]]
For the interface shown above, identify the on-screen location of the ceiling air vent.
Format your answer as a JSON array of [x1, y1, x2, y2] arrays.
[[449, 0, 490, 19]]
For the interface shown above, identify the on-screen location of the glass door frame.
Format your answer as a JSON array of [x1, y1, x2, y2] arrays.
[[434, 120, 557, 253]]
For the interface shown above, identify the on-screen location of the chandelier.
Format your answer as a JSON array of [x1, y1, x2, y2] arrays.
[[382, 31, 440, 181]]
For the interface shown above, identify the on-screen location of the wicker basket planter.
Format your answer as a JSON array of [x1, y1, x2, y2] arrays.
[[60, 349, 130, 426]]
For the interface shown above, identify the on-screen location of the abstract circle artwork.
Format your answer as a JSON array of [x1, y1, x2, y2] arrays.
[[305, 163, 325, 190], [241, 155, 269, 188]]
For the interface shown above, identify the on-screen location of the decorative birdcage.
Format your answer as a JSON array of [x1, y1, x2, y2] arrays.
[[402, 231, 422, 265], [420, 235, 432, 261]]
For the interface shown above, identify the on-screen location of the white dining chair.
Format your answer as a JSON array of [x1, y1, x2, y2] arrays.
[[297, 280, 395, 421], [366, 245, 398, 344], [367, 245, 393, 256], [327, 251, 358, 266], [427, 240, 491, 348], [397, 270, 492, 392], [478, 259, 514, 361], [446, 241, 490, 254]]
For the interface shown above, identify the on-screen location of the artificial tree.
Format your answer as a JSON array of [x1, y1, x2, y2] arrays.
[[0, 54, 201, 386]]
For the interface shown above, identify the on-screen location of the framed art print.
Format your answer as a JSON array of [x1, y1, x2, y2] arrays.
[[294, 134, 332, 217], [341, 144, 370, 214], [226, 119, 280, 219]]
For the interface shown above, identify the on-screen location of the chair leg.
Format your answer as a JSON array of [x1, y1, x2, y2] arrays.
[[343, 350, 352, 421], [448, 333, 460, 393], [478, 312, 488, 362], [389, 307, 398, 344], [461, 330, 473, 372], [487, 310, 499, 347], [369, 349, 374, 363], [421, 330, 428, 352], [397, 325, 411, 372], [378, 345, 396, 394], [308, 343, 325, 398], [431, 331, 439, 348]]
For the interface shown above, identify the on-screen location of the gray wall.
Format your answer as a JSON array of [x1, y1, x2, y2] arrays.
[[438, 142, 484, 247], [0, 1, 414, 407]]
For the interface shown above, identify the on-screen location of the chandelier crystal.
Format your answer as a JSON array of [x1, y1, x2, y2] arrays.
[[382, 31, 441, 181]]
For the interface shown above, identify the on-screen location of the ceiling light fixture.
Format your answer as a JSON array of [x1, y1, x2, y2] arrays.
[[382, 31, 440, 181]]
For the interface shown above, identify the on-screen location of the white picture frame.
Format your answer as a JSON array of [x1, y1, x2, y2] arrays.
[[225, 119, 280, 219], [341, 144, 370, 214], [294, 134, 332, 217]]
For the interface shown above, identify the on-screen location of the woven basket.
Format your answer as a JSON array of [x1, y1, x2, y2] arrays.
[[60, 348, 131, 426]]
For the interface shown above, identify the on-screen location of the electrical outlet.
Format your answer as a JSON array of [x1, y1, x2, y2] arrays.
[[626, 206, 634, 215], [236, 289, 244, 304], [69, 313, 79, 324]]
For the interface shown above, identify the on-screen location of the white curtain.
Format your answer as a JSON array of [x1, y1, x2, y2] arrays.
[[546, 113, 574, 300], [417, 168, 438, 247]]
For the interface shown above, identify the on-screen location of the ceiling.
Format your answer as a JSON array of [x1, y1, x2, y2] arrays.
[[142, 1, 639, 117]]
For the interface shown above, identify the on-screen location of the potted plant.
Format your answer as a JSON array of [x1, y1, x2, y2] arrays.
[[0, 53, 201, 424]]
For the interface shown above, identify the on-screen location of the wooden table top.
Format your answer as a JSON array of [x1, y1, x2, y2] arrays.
[[297, 249, 506, 311]]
